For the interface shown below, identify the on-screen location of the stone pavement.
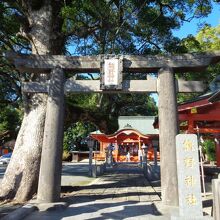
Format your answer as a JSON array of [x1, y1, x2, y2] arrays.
[[61, 162, 96, 186], [22, 163, 212, 220], [23, 163, 170, 220]]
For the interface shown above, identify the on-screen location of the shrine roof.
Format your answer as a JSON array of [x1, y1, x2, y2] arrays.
[[178, 93, 212, 112], [118, 116, 158, 135], [208, 90, 220, 103], [91, 116, 158, 136]]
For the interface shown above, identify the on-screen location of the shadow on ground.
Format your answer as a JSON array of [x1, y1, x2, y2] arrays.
[[25, 163, 163, 220]]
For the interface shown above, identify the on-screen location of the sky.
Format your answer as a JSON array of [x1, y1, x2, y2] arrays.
[[151, 2, 220, 105], [173, 2, 220, 39]]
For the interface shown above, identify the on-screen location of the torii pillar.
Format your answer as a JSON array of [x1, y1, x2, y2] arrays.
[[37, 66, 65, 202], [158, 66, 179, 206]]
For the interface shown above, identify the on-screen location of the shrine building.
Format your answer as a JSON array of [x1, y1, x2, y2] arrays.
[[92, 89, 220, 165], [153, 88, 220, 167], [91, 116, 159, 162], [178, 91, 220, 167]]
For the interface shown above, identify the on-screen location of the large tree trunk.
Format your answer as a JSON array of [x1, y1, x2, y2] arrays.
[[0, 0, 65, 202], [0, 104, 46, 201]]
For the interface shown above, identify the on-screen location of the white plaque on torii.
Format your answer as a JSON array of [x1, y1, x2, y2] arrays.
[[104, 58, 120, 86], [100, 56, 123, 90]]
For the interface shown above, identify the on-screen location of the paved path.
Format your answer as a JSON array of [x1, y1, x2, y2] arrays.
[[61, 162, 95, 186], [0, 162, 95, 186], [24, 163, 170, 220]]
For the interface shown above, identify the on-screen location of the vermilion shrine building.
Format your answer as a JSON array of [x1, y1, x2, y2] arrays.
[[178, 93, 220, 134], [153, 90, 220, 166], [91, 116, 159, 162], [178, 91, 220, 167], [92, 90, 220, 166]]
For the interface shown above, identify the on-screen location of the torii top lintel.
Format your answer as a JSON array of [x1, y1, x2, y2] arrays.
[[6, 51, 220, 73]]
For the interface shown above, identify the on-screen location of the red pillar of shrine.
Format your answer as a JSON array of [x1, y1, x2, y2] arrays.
[[188, 119, 195, 133], [115, 140, 118, 162]]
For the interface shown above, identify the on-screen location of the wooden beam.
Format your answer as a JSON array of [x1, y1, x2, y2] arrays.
[[22, 79, 205, 93], [194, 128, 220, 133], [179, 114, 220, 121], [178, 98, 211, 111], [6, 51, 220, 73]]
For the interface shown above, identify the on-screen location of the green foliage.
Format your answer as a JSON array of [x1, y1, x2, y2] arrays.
[[1, 0, 218, 137], [65, 92, 157, 135], [202, 139, 216, 161], [107, 93, 158, 116], [63, 121, 96, 152], [196, 25, 220, 51], [0, 105, 22, 144], [0, 106, 20, 132], [0, 2, 25, 106], [178, 24, 220, 103], [181, 24, 220, 52], [66, 94, 100, 111], [62, 0, 215, 55]]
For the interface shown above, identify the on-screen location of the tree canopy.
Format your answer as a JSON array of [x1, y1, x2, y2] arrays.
[[62, 0, 214, 55], [177, 24, 220, 103], [1, 0, 219, 143]]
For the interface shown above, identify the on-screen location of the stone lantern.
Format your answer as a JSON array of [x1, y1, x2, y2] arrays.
[[87, 138, 94, 176]]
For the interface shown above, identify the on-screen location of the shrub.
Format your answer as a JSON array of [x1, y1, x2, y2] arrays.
[[202, 139, 216, 162], [62, 150, 71, 161]]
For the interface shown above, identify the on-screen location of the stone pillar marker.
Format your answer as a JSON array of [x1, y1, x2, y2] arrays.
[[153, 146, 157, 167], [175, 134, 203, 218], [37, 66, 65, 202], [87, 138, 94, 177], [212, 177, 220, 220], [142, 143, 148, 177], [89, 147, 93, 176], [158, 66, 179, 206]]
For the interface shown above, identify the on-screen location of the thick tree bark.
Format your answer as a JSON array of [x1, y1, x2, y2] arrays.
[[0, 1, 65, 202], [0, 104, 46, 201]]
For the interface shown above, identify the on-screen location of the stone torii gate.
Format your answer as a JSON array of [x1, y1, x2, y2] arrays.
[[6, 52, 220, 207]]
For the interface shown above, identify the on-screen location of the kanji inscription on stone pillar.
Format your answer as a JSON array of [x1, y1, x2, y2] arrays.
[[176, 134, 203, 217]]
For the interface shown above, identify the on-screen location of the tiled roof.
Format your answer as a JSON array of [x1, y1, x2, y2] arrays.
[[118, 116, 158, 135], [91, 116, 158, 135]]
